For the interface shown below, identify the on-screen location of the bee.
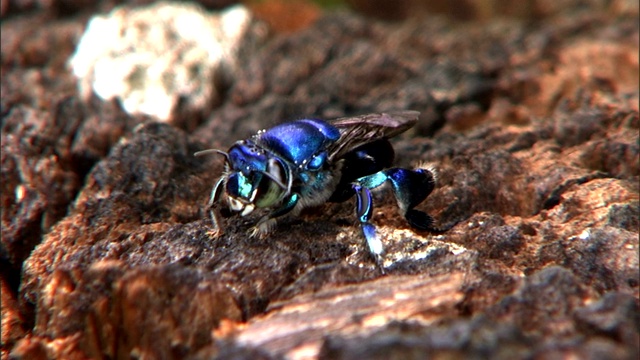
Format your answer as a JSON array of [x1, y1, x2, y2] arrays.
[[196, 111, 445, 269]]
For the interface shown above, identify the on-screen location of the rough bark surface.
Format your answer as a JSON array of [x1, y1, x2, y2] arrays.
[[1, 1, 638, 359]]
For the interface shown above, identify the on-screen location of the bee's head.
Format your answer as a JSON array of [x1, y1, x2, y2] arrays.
[[223, 142, 290, 215]]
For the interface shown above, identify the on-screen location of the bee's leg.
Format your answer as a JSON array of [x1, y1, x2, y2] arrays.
[[353, 166, 444, 269], [352, 184, 385, 272], [384, 167, 446, 232], [208, 177, 226, 236], [250, 193, 300, 238], [360, 166, 446, 232]]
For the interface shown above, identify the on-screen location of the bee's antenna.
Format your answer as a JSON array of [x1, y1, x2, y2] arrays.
[[194, 149, 229, 161]]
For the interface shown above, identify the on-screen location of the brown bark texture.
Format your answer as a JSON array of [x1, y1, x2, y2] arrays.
[[1, 1, 638, 359]]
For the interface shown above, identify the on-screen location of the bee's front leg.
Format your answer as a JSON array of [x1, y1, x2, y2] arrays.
[[249, 193, 300, 238], [207, 176, 226, 237]]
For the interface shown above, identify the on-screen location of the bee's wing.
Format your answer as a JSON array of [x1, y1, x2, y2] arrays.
[[327, 111, 420, 161]]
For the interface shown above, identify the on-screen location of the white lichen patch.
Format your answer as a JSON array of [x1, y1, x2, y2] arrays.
[[340, 226, 468, 270], [377, 227, 467, 268], [69, 2, 265, 121]]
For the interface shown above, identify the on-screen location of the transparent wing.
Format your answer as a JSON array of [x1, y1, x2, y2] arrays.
[[327, 111, 420, 161]]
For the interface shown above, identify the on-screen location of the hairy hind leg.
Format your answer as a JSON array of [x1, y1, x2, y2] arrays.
[[352, 166, 445, 270]]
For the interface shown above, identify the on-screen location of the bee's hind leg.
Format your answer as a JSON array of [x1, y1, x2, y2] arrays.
[[381, 167, 447, 233], [352, 184, 384, 272], [352, 165, 445, 271]]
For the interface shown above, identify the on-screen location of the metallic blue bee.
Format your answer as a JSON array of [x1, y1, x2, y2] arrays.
[[196, 111, 444, 268]]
